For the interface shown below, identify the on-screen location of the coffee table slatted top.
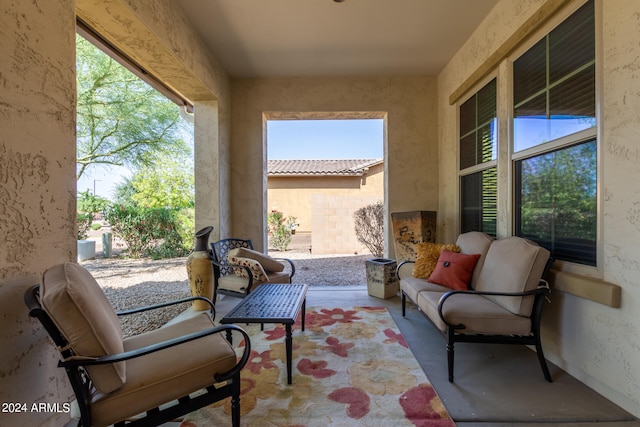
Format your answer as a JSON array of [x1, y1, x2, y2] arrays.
[[221, 283, 308, 324]]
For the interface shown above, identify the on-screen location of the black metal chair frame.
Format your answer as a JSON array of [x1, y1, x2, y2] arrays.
[[399, 259, 554, 383], [209, 238, 296, 300], [24, 285, 251, 427]]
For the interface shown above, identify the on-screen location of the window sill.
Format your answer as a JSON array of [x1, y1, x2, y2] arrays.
[[548, 269, 621, 308]]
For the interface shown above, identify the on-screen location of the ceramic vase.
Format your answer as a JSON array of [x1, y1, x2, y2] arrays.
[[186, 226, 214, 310]]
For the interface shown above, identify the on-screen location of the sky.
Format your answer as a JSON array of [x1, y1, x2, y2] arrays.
[[267, 119, 383, 160], [78, 118, 384, 200]]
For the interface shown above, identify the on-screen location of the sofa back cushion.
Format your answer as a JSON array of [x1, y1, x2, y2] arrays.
[[41, 263, 125, 393], [475, 237, 550, 316], [455, 232, 494, 289]]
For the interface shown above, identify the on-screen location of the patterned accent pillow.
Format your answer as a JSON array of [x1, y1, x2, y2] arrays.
[[227, 256, 269, 282], [412, 243, 461, 279], [228, 247, 285, 272]]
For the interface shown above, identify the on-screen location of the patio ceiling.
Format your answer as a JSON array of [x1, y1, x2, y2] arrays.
[[177, 0, 497, 78]]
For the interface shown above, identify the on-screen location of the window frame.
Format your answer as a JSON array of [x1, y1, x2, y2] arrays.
[[458, 75, 499, 237], [508, 0, 602, 275]]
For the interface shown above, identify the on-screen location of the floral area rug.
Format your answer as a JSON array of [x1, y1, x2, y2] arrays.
[[181, 306, 454, 427]]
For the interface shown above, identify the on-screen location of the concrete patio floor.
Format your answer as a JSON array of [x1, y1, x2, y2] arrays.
[[209, 285, 640, 427]]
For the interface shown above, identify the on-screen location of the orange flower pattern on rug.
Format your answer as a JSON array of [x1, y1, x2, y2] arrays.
[[181, 306, 454, 426]]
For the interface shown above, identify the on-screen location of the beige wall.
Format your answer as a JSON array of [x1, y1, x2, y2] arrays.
[[231, 77, 438, 255], [268, 163, 384, 233], [0, 1, 230, 425], [437, 0, 640, 416]]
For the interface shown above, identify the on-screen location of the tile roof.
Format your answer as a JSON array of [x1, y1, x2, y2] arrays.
[[268, 159, 383, 176]]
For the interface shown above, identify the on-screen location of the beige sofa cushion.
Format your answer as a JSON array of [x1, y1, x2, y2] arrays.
[[455, 231, 494, 289], [417, 291, 533, 336], [228, 247, 285, 272], [400, 276, 451, 302], [89, 313, 237, 427], [474, 237, 550, 316], [41, 263, 125, 393]]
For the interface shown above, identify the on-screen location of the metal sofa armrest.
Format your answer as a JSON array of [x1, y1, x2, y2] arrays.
[[437, 284, 550, 329], [396, 260, 415, 281]]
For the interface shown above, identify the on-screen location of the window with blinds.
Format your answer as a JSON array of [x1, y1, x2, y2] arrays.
[[461, 167, 497, 236], [513, 0, 597, 266], [513, 0, 595, 152], [459, 78, 497, 236]]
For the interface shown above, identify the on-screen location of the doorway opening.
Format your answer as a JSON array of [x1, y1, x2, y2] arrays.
[[264, 113, 386, 257]]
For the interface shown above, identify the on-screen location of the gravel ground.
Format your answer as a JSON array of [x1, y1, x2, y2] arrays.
[[82, 233, 370, 336]]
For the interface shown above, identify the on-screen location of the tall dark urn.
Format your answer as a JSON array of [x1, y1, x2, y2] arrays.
[[186, 226, 214, 310]]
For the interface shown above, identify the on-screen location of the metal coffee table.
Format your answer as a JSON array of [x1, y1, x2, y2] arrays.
[[220, 283, 308, 384]]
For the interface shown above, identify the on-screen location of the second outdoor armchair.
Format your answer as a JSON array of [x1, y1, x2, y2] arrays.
[[210, 238, 295, 299]]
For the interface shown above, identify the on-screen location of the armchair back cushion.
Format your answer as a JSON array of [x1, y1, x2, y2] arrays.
[[454, 231, 494, 289], [228, 247, 285, 272], [41, 262, 125, 393], [474, 237, 550, 316]]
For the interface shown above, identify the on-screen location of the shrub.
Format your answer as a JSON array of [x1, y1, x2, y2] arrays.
[[353, 201, 384, 257], [268, 210, 292, 251], [77, 212, 94, 240], [91, 222, 102, 231], [104, 205, 194, 258]]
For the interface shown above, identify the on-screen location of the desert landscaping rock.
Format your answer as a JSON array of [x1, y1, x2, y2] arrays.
[[82, 234, 371, 336]]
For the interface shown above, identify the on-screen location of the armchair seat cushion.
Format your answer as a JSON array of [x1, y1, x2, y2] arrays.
[[90, 313, 237, 427], [417, 291, 532, 336]]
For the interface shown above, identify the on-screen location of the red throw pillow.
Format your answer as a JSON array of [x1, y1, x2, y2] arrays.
[[428, 250, 481, 290]]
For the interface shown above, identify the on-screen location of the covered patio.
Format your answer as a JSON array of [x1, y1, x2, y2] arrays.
[[3, 0, 640, 425]]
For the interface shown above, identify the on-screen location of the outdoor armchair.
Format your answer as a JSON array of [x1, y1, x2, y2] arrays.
[[210, 238, 295, 299], [24, 262, 250, 427]]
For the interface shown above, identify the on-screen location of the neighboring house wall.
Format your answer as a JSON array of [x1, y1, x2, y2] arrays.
[[268, 162, 384, 232], [268, 162, 383, 255], [437, 0, 640, 417], [311, 194, 381, 255]]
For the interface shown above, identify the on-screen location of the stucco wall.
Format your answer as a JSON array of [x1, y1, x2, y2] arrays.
[[231, 77, 437, 256], [437, 0, 640, 417], [0, 1, 231, 425]]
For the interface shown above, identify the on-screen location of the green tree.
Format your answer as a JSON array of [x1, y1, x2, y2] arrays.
[[127, 153, 194, 209], [76, 35, 189, 180]]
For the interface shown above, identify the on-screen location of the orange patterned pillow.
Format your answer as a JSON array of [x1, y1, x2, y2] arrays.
[[428, 250, 481, 290], [412, 243, 461, 279]]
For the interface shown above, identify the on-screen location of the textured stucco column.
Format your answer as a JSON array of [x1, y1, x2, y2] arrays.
[[0, 1, 77, 425], [194, 100, 228, 241]]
